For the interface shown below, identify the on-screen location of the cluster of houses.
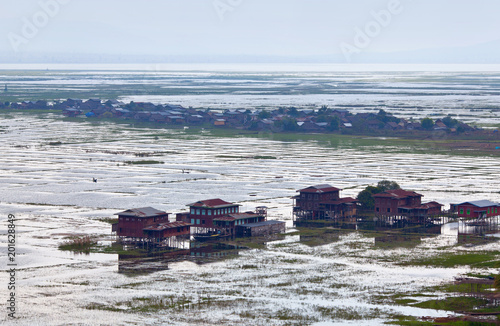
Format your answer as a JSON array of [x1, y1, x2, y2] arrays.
[[112, 199, 286, 246], [112, 184, 499, 248], [292, 183, 500, 223], [3, 98, 482, 134]]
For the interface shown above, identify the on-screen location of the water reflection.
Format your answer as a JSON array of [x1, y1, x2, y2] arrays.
[[360, 217, 498, 248], [299, 229, 341, 247], [117, 243, 244, 275], [457, 216, 500, 245], [374, 235, 422, 249]]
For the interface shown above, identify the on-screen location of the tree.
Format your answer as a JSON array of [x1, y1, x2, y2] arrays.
[[288, 107, 299, 117], [377, 180, 400, 192], [282, 117, 298, 131], [318, 105, 329, 115], [328, 115, 340, 131], [357, 181, 400, 211], [258, 110, 272, 119], [377, 109, 388, 123], [442, 115, 459, 128], [357, 185, 382, 211], [421, 117, 434, 130]]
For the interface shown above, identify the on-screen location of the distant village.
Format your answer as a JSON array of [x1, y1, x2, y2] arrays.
[[1, 98, 490, 136]]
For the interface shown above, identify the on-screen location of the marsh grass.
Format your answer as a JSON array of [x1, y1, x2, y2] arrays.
[[386, 315, 434, 325], [125, 160, 163, 165], [58, 236, 97, 253], [292, 227, 343, 247], [414, 296, 489, 312], [398, 251, 500, 268], [373, 234, 422, 250], [96, 217, 118, 224]]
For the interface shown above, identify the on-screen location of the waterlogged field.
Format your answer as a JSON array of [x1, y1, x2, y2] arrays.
[[0, 112, 499, 325]]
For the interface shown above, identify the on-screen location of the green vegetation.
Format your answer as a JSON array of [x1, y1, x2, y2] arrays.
[[398, 251, 500, 268], [240, 264, 258, 269], [414, 296, 489, 312], [125, 160, 163, 165], [386, 315, 439, 325], [357, 180, 400, 210], [86, 295, 193, 313], [421, 117, 434, 130], [253, 155, 277, 159], [96, 217, 118, 224], [374, 234, 422, 250], [296, 227, 341, 247], [58, 236, 97, 253]]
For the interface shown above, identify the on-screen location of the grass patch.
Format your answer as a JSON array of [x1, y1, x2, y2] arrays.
[[58, 236, 97, 253], [241, 264, 258, 269], [393, 298, 419, 305], [125, 160, 163, 165], [253, 155, 277, 159], [413, 296, 489, 312], [398, 251, 500, 268], [374, 234, 422, 250], [96, 217, 118, 224], [292, 227, 343, 247], [386, 315, 434, 325]]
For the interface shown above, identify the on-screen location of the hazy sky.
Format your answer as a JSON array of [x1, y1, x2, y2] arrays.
[[2, 0, 500, 62]]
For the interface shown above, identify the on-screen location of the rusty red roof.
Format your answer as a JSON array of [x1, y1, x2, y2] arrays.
[[114, 207, 169, 218], [187, 198, 239, 208], [143, 221, 191, 231], [399, 201, 443, 210], [298, 184, 341, 193], [424, 201, 444, 208], [373, 189, 422, 199]]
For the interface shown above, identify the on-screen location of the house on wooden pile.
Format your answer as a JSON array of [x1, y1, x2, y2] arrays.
[[213, 206, 271, 237], [114, 207, 170, 238], [292, 184, 358, 220], [143, 221, 191, 247], [177, 199, 241, 229], [113, 207, 190, 245], [176, 199, 284, 238], [373, 189, 442, 218], [450, 200, 500, 219], [236, 220, 286, 237]]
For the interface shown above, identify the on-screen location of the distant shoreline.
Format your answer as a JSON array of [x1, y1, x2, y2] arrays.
[[2, 63, 500, 72], [2, 104, 500, 157]]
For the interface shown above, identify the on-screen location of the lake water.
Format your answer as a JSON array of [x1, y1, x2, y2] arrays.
[[0, 110, 499, 325], [0, 65, 499, 325]]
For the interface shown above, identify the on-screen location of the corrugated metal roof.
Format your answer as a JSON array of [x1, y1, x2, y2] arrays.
[[143, 221, 191, 231], [399, 202, 443, 210], [456, 200, 500, 208], [114, 207, 168, 218], [298, 184, 341, 193], [213, 213, 261, 222], [237, 220, 286, 228]]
